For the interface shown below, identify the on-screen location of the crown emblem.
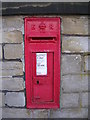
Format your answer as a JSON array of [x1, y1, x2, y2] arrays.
[[39, 22, 46, 30]]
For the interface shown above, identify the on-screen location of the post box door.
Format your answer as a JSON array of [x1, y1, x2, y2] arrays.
[[32, 52, 54, 102]]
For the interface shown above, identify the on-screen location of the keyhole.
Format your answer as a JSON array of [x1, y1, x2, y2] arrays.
[[37, 80, 39, 84]]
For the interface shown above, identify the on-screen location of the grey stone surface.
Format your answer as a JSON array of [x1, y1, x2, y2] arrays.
[[0, 108, 2, 120], [62, 74, 88, 92], [62, 16, 88, 35], [61, 55, 82, 75], [0, 45, 2, 59], [0, 80, 1, 92], [69, 108, 88, 118], [2, 16, 24, 32], [0, 93, 2, 107], [0, 32, 2, 44], [2, 30, 23, 43], [2, 77, 24, 91], [5, 92, 25, 107], [2, 108, 49, 118], [50, 109, 69, 118], [50, 108, 88, 118], [31, 109, 49, 118], [61, 93, 79, 108], [2, 108, 31, 118], [81, 92, 88, 107], [1, 61, 23, 76], [62, 36, 88, 53], [84, 56, 90, 71], [0, 92, 4, 107], [4, 44, 23, 59]]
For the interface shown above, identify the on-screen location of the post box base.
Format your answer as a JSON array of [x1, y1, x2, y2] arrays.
[[27, 103, 60, 109]]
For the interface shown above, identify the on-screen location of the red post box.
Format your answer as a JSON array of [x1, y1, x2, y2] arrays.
[[25, 17, 61, 108]]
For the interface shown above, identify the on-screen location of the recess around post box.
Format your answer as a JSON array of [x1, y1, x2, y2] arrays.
[[25, 17, 61, 109]]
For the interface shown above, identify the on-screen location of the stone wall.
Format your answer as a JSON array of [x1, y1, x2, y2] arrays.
[[0, 15, 89, 118]]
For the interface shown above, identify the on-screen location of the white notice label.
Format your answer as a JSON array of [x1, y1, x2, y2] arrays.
[[36, 53, 47, 75]]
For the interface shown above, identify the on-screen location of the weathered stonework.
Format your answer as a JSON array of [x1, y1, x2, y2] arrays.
[[30, 109, 50, 118], [50, 108, 88, 118], [2, 108, 31, 118], [62, 16, 88, 35], [0, 45, 2, 59], [61, 55, 82, 75], [2, 16, 24, 32], [2, 77, 24, 91], [2, 108, 49, 118], [1, 15, 89, 118], [4, 44, 23, 59], [84, 55, 90, 71], [81, 92, 88, 108], [0, 108, 2, 120], [0, 93, 2, 107], [5, 92, 25, 107], [2, 108, 88, 118], [0, 92, 4, 107], [2, 61, 23, 76], [61, 93, 79, 108], [62, 74, 88, 92], [62, 36, 88, 53], [2, 30, 23, 43]]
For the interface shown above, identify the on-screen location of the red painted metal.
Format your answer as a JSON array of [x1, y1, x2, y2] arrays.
[[25, 17, 61, 109]]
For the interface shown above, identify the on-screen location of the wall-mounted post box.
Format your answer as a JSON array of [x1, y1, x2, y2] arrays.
[[25, 17, 61, 108]]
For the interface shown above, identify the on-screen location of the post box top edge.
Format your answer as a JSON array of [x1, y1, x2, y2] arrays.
[[24, 17, 61, 22]]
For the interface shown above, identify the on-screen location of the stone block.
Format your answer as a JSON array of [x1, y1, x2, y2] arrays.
[[0, 33, 1, 42], [31, 109, 49, 118], [0, 92, 4, 107], [62, 16, 88, 35], [50, 109, 69, 118], [62, 74, 88, 92], [0, 93, 2, 107], [1, 61, 23, 77], [2, 108, 31, 118], [62, 36, 88, 53], [2, 77, 24, 91], [68, 108, 88, 118], [0, 80, 2, 92], [2, 16, 24, 32], [4, 44, 23, 59], [50, 108, 88, 118], [2, 108, 49, 118], [5, 92, 25, 107], [0, 45, 2, 59], [81, 92, 88, 107], [61, 93, 79, 108], [2, 30, 23, 43], [84, 56, 90, 71], [0, 108, 2, 120], [62, 55, 82, 75]]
